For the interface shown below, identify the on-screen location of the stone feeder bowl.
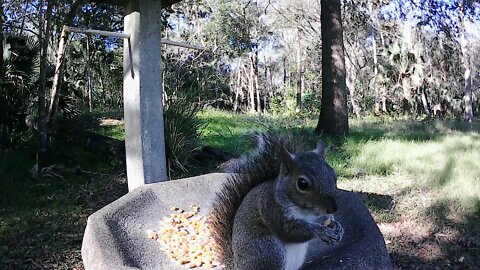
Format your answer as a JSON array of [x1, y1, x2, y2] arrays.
[[81, 173, 392, 269]]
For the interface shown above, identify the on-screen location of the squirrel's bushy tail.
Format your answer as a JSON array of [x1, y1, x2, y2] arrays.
[[208, 132, 284, 266]]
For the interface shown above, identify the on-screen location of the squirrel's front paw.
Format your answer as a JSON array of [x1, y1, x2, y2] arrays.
[[315, 217, 344, 245]]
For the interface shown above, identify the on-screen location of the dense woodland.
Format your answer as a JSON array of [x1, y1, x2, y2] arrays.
[[0, 0, 479, 156]]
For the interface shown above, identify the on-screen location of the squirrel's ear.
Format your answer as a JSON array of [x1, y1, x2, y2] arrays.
[[279, 144, 294, 175], [313, 140, 325, 157]]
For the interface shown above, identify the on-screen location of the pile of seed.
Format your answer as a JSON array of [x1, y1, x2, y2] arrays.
[[148, 205, 221, 269]]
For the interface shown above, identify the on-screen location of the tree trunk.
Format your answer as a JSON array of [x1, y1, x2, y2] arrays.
[[248, 53, 255, 113], [296, 29, 302, 113], [264, 53, 269, 113], [46, 0, 83, 126], [402, 77, 411, 114], [346, 55, 360, 118], [368, 0, 381, 115], [37, 0, 55, 168], [459, 0, 473, 123], [0, 0, 8, 147], [0, 0, 4, 145], [381, 89, 387, 113], [87, 36, 93, 112], [267, 65, 273, 113], [0, 0, 3, 82], [240, 67, 246, 103], [162, 62, 168, 104], [283, 56, 288, 89], [19, 0, 29, 35], [234, 66, 241, 112], [98, 64, 106, 106], [372, 37, 380, 114], [420, 86, 431, 116], [255, 75, 260, 112], [315, 0, 349, 137], [254, 51, 260, 113], [47, 25, 68, 126]]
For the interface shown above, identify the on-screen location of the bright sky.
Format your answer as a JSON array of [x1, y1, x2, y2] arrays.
[[381, 0, 480, 40]]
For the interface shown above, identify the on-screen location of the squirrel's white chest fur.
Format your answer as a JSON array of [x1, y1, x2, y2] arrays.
[[283, 208, 317, 270], [284, 242, 309, 270]]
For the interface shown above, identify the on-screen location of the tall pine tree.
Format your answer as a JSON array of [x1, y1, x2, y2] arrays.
[[315, 0, 349, 137]]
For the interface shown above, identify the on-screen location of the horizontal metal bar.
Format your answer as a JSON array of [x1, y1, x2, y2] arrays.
[[64, 27, 207, 50], [161, 39, 208, 50], [65, 26, 131, 39]]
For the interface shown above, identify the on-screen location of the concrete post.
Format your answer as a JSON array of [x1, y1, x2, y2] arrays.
[[123, 0, 167, 191]]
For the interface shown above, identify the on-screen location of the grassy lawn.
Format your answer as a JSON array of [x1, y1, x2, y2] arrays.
[[340, 121, 480, 268], [1, 109, 479, 269]]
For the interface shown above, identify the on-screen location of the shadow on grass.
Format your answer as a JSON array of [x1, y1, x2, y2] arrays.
[[349, 119, 480, 143], [354, 191, 397, 224], [355, 191, 394, 212], [389, 199, 480, 269], [430, 157, 455, 187]]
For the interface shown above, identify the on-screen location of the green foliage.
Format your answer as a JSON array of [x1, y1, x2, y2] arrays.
[[65, 39, 124, 113], [162, 48, 229, 109], [268, 89, 320, 117], [268, 86, 297, 116], [0, 36, 40, 148], [269, 94, 284, 115], [301, 92, 321, 116], [205, 0, 265, 56], [164, 88, 205, 176]]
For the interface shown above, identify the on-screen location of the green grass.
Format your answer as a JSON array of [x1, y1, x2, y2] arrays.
[[94, 125, 125, 140], [199, 109, 320, 154], [344, 119, 480, 216], [342, 131, 480, 198], [198, 110, 268, 154]]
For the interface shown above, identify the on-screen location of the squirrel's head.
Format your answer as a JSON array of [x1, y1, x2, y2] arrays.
[[275, 141, 338, 216]]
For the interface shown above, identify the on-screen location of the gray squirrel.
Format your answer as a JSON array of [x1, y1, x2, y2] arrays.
[[208, 133, 344, 270]]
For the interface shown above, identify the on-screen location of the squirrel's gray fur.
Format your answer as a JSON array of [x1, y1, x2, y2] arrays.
[[208, 133, 344, 270]]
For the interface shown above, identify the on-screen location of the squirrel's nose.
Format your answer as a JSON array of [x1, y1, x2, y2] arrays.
[[325, 196, 338, 214]]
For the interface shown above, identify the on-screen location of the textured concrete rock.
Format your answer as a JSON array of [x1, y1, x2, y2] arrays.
[[82, 173, 392, 270]]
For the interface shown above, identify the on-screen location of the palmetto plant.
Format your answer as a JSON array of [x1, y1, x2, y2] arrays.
[[0, 34, 83, 148], [163, 86, 205, 177], [0, 36, 40, 147]]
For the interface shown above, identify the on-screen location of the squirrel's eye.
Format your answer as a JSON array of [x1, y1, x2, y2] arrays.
[[297, 177, 310, 191]]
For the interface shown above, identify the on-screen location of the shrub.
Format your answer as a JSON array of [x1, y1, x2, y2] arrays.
[[301, 92, 321, 116], [163, 89, 205, 177], [0, 36, 39, 148]]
